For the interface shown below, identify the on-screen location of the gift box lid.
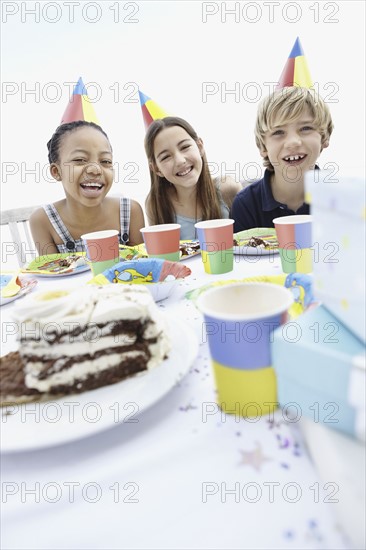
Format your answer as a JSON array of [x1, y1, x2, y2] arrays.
[[305, 170, 366, 220]]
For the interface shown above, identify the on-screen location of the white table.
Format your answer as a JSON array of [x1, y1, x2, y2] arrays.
[[0, 253, 354, 550]]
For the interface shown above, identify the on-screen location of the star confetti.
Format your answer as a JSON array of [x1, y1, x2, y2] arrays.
[[238, 442, 272, 471]]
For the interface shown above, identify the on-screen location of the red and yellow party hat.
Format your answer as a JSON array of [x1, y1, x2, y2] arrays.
[[139, 90, 168, 130], [61, 77, 99, 124], [276, 38, 313, 89]]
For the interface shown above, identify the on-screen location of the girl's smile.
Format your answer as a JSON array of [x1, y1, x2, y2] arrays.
[[79, 180, 105, 198], [176, 165, 194, 177]]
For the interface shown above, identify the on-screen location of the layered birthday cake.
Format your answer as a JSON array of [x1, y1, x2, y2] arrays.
[[0, 285, 170, 405]]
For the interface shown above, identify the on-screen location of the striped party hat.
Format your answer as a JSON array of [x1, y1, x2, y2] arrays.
[[61, 77, 99, 124], [139, 90, 168, 130], [276, 38, 313, 89]]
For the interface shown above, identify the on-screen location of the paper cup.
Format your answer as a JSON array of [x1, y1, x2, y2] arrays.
[[194, 219, 234, 274], [197, 282, 293, 417], [273, 215, 313, 274], [81, 230, 119, 276], [140, 224, 181, 262]]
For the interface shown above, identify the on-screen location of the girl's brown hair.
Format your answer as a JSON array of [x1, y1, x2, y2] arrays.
[[144, 117, 222, 224]]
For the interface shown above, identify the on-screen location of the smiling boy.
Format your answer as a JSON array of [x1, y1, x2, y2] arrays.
[[232, 87, 334, 232]]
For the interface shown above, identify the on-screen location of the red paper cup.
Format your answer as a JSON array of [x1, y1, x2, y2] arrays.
[[140, 224, 181, 262], [81, 230, 119, 275]]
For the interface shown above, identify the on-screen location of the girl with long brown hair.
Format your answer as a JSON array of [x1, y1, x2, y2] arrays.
[[144, 117, 241, 240]]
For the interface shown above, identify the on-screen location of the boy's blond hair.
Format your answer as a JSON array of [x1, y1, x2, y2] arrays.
[[255, 87, 334, 171]]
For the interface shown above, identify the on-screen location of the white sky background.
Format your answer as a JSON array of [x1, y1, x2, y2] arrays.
[[1, 1, 365, 214]]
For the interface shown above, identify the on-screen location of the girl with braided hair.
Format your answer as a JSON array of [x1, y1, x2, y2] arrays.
[[30, 121, 145, 256]]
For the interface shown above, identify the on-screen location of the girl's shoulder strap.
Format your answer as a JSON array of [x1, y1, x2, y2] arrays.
[[119, 197, 131, 244], [42, 204, 75, 246], [212, 178, 230, 218]]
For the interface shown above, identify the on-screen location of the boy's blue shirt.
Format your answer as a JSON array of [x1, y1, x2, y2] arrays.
[[232, 169, 310, 232]]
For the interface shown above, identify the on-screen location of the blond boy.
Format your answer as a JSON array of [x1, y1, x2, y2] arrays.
[[232, 87, 334, 231]]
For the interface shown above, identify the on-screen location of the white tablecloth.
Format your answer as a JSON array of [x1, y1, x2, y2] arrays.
[[0, 254, 354, 549]]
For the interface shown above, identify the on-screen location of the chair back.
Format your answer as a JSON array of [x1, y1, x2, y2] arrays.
[[1, 206, 41, 267]]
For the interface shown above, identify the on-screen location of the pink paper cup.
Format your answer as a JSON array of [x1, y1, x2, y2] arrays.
[[81, 230, 119, 276], [194, 219, 234, 274], [140, 224, 181, 262], [273, 215, 313, 274]]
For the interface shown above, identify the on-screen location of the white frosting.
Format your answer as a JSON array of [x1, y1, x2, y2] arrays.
[[25, 351, 147, 392], [148, 336, 170, 370], [20, 334, 138, 358], [92, 286, 156, 324], [15, 285, 171, 392], [12, 287, 97, 326]]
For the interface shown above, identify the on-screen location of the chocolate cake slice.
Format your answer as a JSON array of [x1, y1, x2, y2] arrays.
[[1, 351, 43, 405], [4, 285, 170, 402]]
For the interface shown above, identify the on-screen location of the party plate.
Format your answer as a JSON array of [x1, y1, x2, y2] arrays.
[[22, 253, 90, 277], [119, 245, 148, 261], [0, 274, 38, 306], [89, 258, 192, 302], [186, 273, 317, 320], [122, 241, 201, 261], [233, 228, 279, 255], [0, 315, 199, 453]]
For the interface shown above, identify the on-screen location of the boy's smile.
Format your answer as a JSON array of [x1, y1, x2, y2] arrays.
[[283, 153, 306, 165]]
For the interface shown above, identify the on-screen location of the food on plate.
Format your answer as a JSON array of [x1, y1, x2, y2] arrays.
[[0, 285, 170, 406], [25, 254, 88, 274], [57, 255, 87, 268], [246, 236, 273, 248], [179, 241, 200, 257], [233, 235, 275, 248], [233, 230, 278, 249]]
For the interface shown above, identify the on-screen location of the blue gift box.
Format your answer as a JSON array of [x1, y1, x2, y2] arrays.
[[272, 304, 365, 440], [305, 171, 366, 343]]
